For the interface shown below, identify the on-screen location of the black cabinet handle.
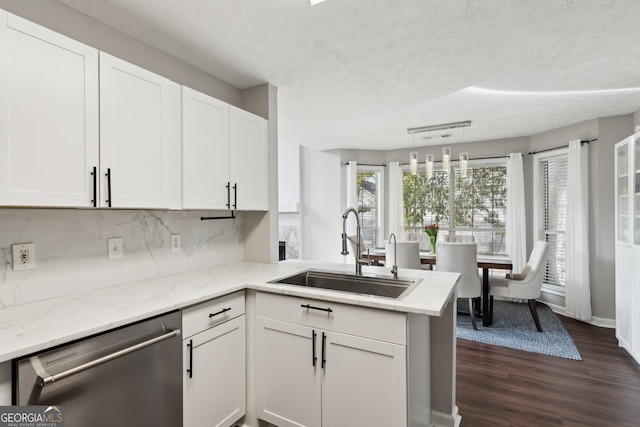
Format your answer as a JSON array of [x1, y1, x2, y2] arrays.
[[209, 307, 231, 318], [233, 183, 237, 209], [301, 304, 333, 313], [186, 339, 193, 378], [91, 166, 97, 207], [312, 330, 317, 367], [225, 182, 231, 209], [321, 332, 327, 369], [105, 168, 112, 207]]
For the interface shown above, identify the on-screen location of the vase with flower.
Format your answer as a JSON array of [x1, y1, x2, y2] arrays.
[[424, 224, 439, 253]]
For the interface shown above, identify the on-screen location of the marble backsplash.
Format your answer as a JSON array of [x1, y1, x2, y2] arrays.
[[0, 208, 244, 308], [279, 225, 299, 260]]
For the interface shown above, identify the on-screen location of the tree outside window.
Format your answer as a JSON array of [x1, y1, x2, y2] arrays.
[[402, 163, 507, 254]]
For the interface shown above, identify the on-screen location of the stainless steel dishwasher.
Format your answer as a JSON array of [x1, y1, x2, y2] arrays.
[[14, 311, 182, 427]]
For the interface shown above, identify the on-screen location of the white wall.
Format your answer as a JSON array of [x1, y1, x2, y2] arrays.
[[300, 148, 343, 262]]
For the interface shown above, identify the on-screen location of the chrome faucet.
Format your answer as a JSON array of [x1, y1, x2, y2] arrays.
[[389, 233, 398, 279], [341, 207, 369, 275]]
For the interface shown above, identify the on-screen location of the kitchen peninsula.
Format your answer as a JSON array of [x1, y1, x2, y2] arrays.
[[0, 260, 460, 427]]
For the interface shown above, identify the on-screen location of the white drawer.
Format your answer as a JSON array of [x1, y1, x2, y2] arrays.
[[256, 292, 406, 345], [182, 291, 245, 338]]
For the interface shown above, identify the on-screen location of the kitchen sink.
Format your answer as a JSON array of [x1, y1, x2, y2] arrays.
[[270, 269, 420, 299]]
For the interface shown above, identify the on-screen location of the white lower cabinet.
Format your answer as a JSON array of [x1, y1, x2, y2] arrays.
[[182, 292, 246, 427], [256, 293, 407, 427]]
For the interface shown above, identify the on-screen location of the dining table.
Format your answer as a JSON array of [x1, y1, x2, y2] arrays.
[[363, 248, 513, 327]]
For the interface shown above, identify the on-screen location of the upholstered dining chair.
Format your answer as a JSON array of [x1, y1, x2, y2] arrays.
[[489, 240, 550, 332], [384, 240, 422, 269], [436, 242, 481, 330]]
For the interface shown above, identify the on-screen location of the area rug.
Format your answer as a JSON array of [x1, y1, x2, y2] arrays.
[[456, 300, 582, 360]]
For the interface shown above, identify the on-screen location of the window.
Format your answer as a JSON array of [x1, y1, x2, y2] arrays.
[[402, 160, 507, 255], [356, 166, 384, 248], [534, 149, 568, 290]]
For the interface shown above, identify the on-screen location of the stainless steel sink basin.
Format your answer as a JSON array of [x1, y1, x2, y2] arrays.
[[270, 269, 420, 299]]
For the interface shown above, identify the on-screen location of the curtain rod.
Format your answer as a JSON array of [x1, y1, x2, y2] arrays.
[[398, 154, 510, 166], [528, 139, 596, 156], [340, 162, 386, 167]]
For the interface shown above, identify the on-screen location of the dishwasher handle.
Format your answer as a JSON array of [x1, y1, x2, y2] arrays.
[[37, 329, 181, 387]]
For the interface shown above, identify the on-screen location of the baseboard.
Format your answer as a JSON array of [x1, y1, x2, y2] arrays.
[[431, 405, 461, 427], [543, 301, 615, 329]]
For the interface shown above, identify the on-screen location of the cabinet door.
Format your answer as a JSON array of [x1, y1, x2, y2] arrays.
[[256, 317, 321, 427], [182, 87, 230, 209], [632, 248, 640, 362], [184, 316, 246, 427], [615, 139, 631, 244], [229, 106, 268, 211], [99, 52, 180, 209], [322, 331, 407, 427], [616, 244, 632, 350], [0, 11, 99, 207]]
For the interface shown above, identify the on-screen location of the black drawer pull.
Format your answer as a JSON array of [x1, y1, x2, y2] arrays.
[[321, 332, 327, 369], [105, 168, 112, 207], [186, 339, 193, 378], [209, 307, 231, 318], [91, 166, 97, 207], [312, 330, 317, 367], [301, 304, 333, 313]]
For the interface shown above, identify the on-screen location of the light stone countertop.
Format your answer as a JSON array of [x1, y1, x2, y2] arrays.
[[0, 260, 459, 363]]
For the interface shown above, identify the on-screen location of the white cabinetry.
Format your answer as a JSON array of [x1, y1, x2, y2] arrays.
[[182, 86, 230, 209], [229, 106, 268, 211], [99, 52, 181, 209], [614, 131, 640, 364], [256, 292, 407, 427], [182, 86, 268, 211], [0, 11, 99, 207], [182, 291, 246, 427]]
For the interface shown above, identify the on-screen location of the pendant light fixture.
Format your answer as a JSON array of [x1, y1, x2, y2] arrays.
[[442, 146, 451, 171], [409, 133, 418, 175], [425, 153, 434, 179], [410, 151, 418, 175], [459, 152, 469, 178]]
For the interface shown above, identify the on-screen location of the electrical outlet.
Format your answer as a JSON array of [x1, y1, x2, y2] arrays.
[[170, 234, 181, 252], [12, 243, 35, 271], [108, 238, 123, 260]]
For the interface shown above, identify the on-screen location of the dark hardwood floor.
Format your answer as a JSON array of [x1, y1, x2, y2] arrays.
[[456, 316, 640, 426]]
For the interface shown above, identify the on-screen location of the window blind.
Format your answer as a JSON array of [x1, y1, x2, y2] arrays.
[[539, 154, 568, 287], [357, 169, 382, 248]]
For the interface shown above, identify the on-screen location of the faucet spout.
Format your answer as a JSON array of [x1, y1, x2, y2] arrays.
[[389, 233, 398, 279], [341, 207, 364, 275]]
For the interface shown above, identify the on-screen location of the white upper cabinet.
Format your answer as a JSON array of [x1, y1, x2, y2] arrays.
[[229, 106, 268, 211], [182, 86, 230, 210], [99, 52, 181, 209], [182, 87, 268, 211], [0, 11, 99, 207]]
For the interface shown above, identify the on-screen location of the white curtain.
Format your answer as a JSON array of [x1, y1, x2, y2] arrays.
[[388, 162, 405, 241], [344, 160, 358, 237], [505, 153, 527, 273], [565, 139, 592, 321]]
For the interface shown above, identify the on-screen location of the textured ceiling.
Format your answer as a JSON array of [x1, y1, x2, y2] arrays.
[[56, 0, 640, 150]]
